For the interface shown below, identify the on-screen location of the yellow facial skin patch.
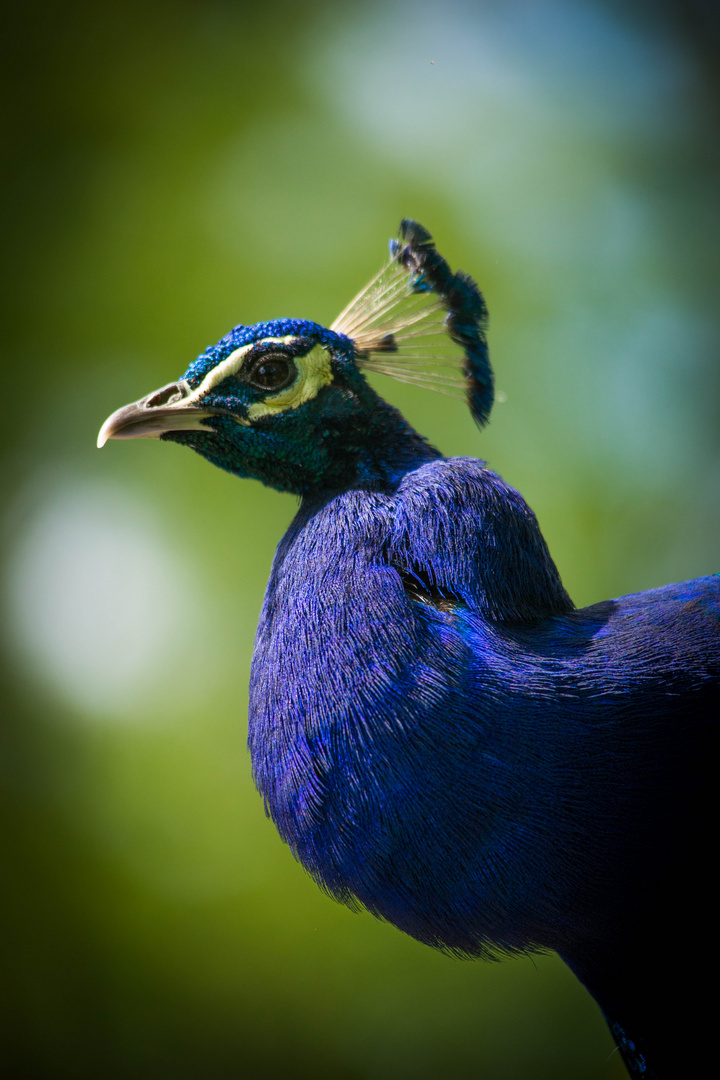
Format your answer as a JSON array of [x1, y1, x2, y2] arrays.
[[179, 337, 334, 425], [247, 344, 334, 422]]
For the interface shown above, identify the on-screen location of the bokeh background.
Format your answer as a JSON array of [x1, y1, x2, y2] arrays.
[[2, 2, 719, 1077]]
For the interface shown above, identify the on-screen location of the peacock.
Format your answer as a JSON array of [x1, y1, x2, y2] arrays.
[[99, 220, 716, 1079]]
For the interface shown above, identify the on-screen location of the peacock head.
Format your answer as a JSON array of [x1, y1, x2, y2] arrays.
[[98, 221, 494, 496]]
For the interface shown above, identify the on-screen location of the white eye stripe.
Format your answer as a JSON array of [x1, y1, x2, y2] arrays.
[[182, 336, 298, 405]]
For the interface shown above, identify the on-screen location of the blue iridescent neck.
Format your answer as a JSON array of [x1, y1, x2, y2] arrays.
[[301, 384, 442, 499]]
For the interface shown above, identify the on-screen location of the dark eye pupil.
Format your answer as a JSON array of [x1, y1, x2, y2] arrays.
[[250, 357, 293, 390]]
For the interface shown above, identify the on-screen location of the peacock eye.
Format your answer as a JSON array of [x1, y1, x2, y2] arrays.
[[247, 354, 296, 392]]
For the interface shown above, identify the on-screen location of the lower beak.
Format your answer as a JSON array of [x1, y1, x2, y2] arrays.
[[97, 383, 215, 448]]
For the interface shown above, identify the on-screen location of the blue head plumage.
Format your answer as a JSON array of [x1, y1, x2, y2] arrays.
[[98, 222, 492, 494]]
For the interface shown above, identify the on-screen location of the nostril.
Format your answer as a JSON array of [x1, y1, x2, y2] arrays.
[[146, 382, 186, 408]]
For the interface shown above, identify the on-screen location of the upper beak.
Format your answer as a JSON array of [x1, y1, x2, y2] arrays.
[[97, 382, 215, 448]]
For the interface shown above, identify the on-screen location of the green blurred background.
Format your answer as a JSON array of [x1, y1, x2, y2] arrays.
[[2, 2, 718, 1077]]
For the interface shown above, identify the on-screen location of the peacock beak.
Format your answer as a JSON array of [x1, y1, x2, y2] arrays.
[[97, 382, 215, 448]]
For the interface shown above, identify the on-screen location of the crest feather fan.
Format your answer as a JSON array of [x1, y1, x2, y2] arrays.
[[332, 220, 494, 426]]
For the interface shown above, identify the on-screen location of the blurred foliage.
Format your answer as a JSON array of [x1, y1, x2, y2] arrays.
[[1, 1, 718, 1077]]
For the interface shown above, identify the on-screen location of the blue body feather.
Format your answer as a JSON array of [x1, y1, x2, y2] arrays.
[[249, 458, 716, 1078], [250, 456, 715, 954]]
